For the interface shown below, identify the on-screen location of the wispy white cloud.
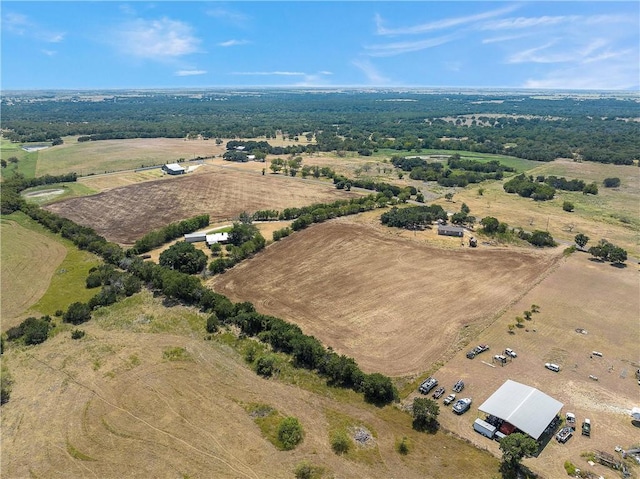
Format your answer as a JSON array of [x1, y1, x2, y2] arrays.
[[375, 4, 519, 36], [175, 70, 207, 77], [232, 71, 306, 76], [482, 33, 535, 45], [42, 49, 57, 57], [2, 12, 65, 43], [522, 59, 638, 90], [482, 13, 631, 31], [114, 18, 201, 59], [352, 59, 390, 85], [206, 7, 249, 27], [365, 33, 458, 57], [218, 39, 249, 47]]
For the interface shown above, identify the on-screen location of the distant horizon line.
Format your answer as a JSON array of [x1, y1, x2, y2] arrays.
[[3, 85, 639, 94]]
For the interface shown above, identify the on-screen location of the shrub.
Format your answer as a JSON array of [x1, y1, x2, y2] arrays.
[[330, 430, 351, 454], [361, 373, 397, 405], [206, 314, 219, 333], [71, 329, 86, 340], [256, 354, 277, 377], [396, 436, 410, 455], [603, 177, 621, 188], [562, 201, 574, 212], [277, 417, 304, 450], [294, 461, 320, 479], [63, 302, 91, 325]]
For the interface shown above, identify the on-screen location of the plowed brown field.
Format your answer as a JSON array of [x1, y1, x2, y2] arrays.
[[45, 167, 360, 245], [209, 217, 561, 377]]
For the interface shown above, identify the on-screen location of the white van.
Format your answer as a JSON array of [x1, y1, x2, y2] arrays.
[[545, 363, 560, 372]]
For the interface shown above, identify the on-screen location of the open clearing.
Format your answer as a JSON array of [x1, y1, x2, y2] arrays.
[[433, 252, 639, 479], [1, 291, 499, 479], [433, 159, 640, 258], [45, 166, 361, 245], [0, 216, 66, 323], [209, 216, 560, 377]]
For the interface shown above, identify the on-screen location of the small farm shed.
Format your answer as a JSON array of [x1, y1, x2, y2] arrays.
[[437, 225, 464, 237], [206, 233, 229, 246], [163, 163, 186, 175], [478, 380, 563, 440], [184, 233, 206, 243]]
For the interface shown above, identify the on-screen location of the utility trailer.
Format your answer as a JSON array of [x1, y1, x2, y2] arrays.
[[473, 418, 496, 439]]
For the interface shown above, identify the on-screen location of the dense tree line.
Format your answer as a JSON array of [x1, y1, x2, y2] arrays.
[[131, 214, 210, 254], [5, 316, 52, 345], [536, 175, 598, 194], [588, 239, 627, 264], [0, 172, 78, 214], [381, 205, 448, 229], [3, 91, 637, 164]]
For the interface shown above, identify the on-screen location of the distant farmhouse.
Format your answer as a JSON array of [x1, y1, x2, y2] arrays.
[[162, 163, 186, 175], [438, 224, 464, 237], [183, 232, 229, 246]]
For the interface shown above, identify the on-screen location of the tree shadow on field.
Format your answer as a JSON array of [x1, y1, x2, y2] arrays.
[[610, 262, 627, 269], [500, 463, 539, 479]]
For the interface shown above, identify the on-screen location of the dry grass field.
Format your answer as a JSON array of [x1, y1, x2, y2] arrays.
[[0, 218, 66, 322], [45, 166, 361, 245], [0, 291, 499, 479], [209, 216, 561, 377], [432, 251, 639, 478]]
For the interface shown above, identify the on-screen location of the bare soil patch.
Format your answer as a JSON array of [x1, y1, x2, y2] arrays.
[[45, 167, 361, 245], [209, 217, 560, 377], [433, 252, 640, 478], [0, 219, 66, 324]]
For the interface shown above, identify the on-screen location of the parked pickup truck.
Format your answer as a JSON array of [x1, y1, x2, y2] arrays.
[[582, 419, 591, 437], [466, 344, 490, 359]]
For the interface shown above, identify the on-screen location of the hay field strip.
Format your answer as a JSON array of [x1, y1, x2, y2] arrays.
[[210, 218, 560, 377], [0, 212, 102, 328], [35, 137, 227, 177]]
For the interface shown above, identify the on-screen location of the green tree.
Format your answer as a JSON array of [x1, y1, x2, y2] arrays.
[[583, 182, 598, 195], [0, 159, 6, 168], [21, 316, 50, 345], [256, 354, 277, 377], [574, 233, 589, 249], [277, 417, 304, 450], [562, 201, 574, 212], [460, 202, 470, 214], [159, 241, 207, 274], [444, 192, 454, 202], [480, 216, 499, 234], [412, 397, 439, 431], [523, 311, 532, 321], [499, 432, 538, 471], [7, 156, 18, 164], [361, 373, 397, 405], [63, 302, 91, 325], [415, 192, 424, 203]]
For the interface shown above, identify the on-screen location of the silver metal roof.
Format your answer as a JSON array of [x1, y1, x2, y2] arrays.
[[478, 380, 563, 440]]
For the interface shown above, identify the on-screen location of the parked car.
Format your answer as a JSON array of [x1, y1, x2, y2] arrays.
[[582, 419, 591, 436], [545, 363, 560, 372], [419, 377, 438, 394], [466, 344, 490, 359], [494, 354, 507, 363], [452, 397, 472, 415], [505, 348, 517, 358], [432, 386, 445, 399], [556, 426, 573, 443], [443, 393, 456, 405], [453, 380, 465, 393], [565, 412, 576, 425]]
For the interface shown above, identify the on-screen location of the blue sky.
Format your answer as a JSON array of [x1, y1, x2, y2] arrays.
[[2, 1, 638, 90]]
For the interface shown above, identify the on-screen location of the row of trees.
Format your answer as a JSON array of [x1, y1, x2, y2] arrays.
[[131, 214, 210, 254], [575, 234, 627, 264], [503, 174, 556, 201]]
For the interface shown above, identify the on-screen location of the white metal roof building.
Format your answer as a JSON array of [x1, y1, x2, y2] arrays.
[[206, 233, 229, 245], [163, 163, 186, 175], [478, 380, 563, 440]]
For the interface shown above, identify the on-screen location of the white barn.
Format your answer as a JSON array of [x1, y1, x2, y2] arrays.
[[163, 163, 186, 175]]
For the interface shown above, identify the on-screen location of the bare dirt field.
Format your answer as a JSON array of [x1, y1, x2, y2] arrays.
[[1, 292, 499, 479], [432, 252, 640, 478], [0, 218, 66, 323], [209, 216, 561, 377], [45, 166, 361, 245]]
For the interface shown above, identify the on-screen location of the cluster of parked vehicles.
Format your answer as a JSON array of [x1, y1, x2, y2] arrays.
[[418, 377, 471, 414], [555, 412, 591, 443]]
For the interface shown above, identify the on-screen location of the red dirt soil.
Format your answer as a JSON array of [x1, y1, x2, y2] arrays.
[[209, 218, 561, 377]]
